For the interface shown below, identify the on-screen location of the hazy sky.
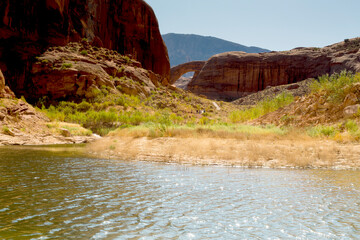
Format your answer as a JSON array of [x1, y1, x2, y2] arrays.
[[145, 0, 360, 51]]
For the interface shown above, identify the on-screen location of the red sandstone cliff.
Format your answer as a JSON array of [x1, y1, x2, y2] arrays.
[[187, 38, 360, 100], [0, 0, 170, 98]]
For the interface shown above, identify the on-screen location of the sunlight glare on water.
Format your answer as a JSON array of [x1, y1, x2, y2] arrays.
[[0, 146, 360, 239]]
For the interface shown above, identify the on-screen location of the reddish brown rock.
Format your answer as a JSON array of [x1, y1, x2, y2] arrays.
[[0, 69, 15, 98], [28, 42, 160, 101], [169, 61, 206, 84], [0, 69, 4, 91], [0, 0, 170, 98], [187, 38, 360, 100]]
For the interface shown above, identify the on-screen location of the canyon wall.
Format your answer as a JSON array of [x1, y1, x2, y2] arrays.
[[187, 39, 360, 101], [0, 0, 169, 98]]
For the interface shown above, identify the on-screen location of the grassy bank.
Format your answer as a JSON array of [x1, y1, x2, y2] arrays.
[[38, 84, 296, 136], [35, 71, 360, 145]]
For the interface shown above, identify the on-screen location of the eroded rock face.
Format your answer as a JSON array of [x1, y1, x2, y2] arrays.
[[0, 69, 15, 98], [0, 0, 170, 98], [188, 38, 360, 100], [0, 69, 4, 91], [28, 42, 161, 102], [170, 61, 205, 84]]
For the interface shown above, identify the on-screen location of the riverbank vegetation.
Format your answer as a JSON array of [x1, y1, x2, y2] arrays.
[[38, 84, 295, 136], [86, 71, 360, 169], [36, 71, 360, 144]]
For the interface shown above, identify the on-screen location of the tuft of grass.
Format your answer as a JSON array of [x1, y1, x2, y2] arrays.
[[60, 63, 72, 70], [2, 125, 12, 135], [307, 125, 338, 138], [345, 119, 359, 133], [80, 50, 88, 56]]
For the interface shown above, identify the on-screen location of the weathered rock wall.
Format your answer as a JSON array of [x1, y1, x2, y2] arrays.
[[0, 0, 169, 98], [187, 39, 360, 101], [28, 42, 160, 102], [0, 69, 15, 98]]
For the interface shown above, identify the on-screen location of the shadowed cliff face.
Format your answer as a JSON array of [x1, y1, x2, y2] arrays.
[[0, 0, 170, 98], [187, 39, 360, 101]]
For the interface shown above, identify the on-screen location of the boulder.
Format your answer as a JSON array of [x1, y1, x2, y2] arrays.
[[60, 128, 72, 137], [343, 93, 358, 108], [344, 104, 360, 118], [0, 0, 170, 98]]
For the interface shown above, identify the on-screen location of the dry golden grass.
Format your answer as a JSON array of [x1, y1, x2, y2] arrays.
[[87, 135, 360, 169], [46, 122, 92, 136]]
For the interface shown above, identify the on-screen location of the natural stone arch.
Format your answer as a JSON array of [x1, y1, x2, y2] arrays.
[[169, 61, 206, 84]]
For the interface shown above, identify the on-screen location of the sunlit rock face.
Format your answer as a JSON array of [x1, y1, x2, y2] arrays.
[[0, 0, 170, 98], [188, 39, 360, 101]]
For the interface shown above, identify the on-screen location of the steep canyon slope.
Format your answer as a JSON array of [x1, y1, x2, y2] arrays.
[[0, 0, 170, 99]]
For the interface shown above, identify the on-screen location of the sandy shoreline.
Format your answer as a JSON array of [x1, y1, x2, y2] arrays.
[[87, 136, 360, 170], [0, 133, 98, 146]]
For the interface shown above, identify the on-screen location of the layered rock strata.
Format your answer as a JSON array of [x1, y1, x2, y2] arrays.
[[187, 38, 360, 100], [0, 0, 169, 98]]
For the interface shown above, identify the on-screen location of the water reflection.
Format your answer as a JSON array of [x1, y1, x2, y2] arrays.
[[0, 147, 360, 239]]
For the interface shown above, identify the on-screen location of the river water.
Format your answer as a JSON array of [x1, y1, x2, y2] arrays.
[[0, 146, 360, 239]]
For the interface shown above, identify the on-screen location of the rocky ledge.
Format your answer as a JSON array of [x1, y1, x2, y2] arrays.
[[0, 98, 99, 146]]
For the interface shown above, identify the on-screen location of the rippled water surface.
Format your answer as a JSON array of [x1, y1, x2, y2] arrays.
[[1, 146, 360, 239]]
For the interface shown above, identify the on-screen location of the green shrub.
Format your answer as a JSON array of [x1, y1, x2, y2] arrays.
[[310, 71, 360, 102], [345, 119, 359, 133], [77, 101, 92, 112], [307, 125, 338, 138], [199, 117, 210, 125], [60, 63, 72, 70], [2, 126, 12, 135], [100, 85, 109, 96], [80, 50, 88, 56], [116, 85, 122, 92], [123, 56, 131, 64], [20, 96, 27, 103], [118, 66, 125, 73]]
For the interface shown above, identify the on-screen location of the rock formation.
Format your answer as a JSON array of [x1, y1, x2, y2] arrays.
[[187, 38, 360, 101], [169, 61, 205, 85], [0, 69, 15, 98], [0, 69, 4, 92], [0, 0, 170, 98], [29, 42, 160, 102]]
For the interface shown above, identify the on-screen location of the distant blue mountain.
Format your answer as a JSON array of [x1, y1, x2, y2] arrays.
[[163, 33, 270, 67]]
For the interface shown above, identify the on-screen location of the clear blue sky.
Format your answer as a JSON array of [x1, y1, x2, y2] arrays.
[[145, 0, 360, 51]]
